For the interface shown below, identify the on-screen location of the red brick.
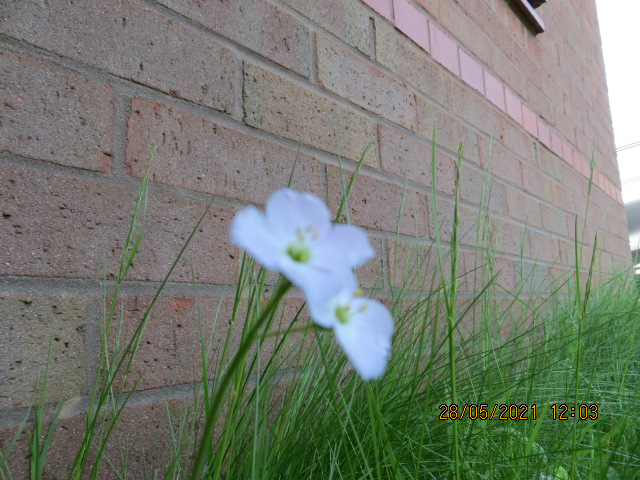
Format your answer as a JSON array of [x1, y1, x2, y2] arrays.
[[503, 185, 543, 228], [243, 63, 378, 166], [158, 0, 309, 75], [126, 99, 325, 204], [460, 252, 516, 294], [0, 398, 196, 478], [326, 165, 428, 236], [356, 237, 386, 289], [462, 165, 507, 214], [478, 136, 523, 188], [451, 82, 505, 142], [551, 183, 577, 214], [439, 2, 494, 71], [281, 0, 373, 56], [540, 204, 569, 237], [521, 163, 554, 202], [376, 20, 452, 109], [427, 195, 480, 247], [316, 34, 416, 131], [415, 98, 479, 163], [0, 297, 88, 409], [379, 125, 431, 187], [490, 218, 527, 257], [0, 166, 237, 283], [535, 145, 564, 182], [0, 51, 113, 172], [526, 230, 561, 264], [387, 240, 455, 291], [1, 0, 236, 112], [111, 296, 307, 391]]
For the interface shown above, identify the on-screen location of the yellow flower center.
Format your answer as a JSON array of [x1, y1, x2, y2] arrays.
[[287, 244, 311, 263], [286, 226, 318, 263], [336, 305, 351, 324]]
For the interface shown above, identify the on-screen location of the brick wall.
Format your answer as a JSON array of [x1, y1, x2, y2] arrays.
[[0, 0, 629, 473]]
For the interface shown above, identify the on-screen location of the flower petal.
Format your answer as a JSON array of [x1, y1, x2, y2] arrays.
[[333, 298, 393, 380], [314, 224, 374, 269], [305, 272, 358, 328], [265, 189, 331, 240], [230, 206, 282, 269]]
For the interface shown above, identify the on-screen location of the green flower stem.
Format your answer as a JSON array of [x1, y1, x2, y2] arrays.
[[189, 278, 292, 479]]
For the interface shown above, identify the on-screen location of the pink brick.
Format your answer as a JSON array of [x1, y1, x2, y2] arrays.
[[484, 70, 505, 111], [429, 21, 459, 75], [536, 118, 552, 149], [363, 0, 393, 19], [504, 88, 522, 124], [393, 0, 429, 51], [550, 131, 564, 158], [459, 49, 484, 94], [572, 152, 588, 176], [562, 140, 573, 164], [522, 104, 538, 136]]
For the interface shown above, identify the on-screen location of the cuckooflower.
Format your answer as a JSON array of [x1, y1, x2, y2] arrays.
[[231, 188, 373, 298], [307, 272, 393, 380]]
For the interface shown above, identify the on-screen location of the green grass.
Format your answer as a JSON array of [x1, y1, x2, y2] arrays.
[[2, 144, 640, 480]]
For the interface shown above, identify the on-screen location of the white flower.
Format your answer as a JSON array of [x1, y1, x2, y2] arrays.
[[231, 188, 374, 298], [307, 272, 393, 380]]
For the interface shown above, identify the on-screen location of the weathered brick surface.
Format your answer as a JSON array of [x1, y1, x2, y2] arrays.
[[427, 195, 480, 248], [478, 137, 523, 188], [0, 167, 237, 283], [527, 230, 561, 264], [357, 237, 386, 289], [415, 97, 479, 163], [326, 165, 428, 237], [126, 99, 325, 204], [0, 0, 236, 112], [0, 398, 194, 478], [0, 297, 88, 409], [460, 252, 516, 294], [281, 0, 373, 56], [0, 51, 113, 172], [110, 296, 308, 391], [243, 63, 378, 165], [378, 123, 426, 190], [387, 240, 447, 291], [156, 0, 310, 76], [521, 163, 554, 203], [316, 34, 417, 131], [503, 184, 543, 229]]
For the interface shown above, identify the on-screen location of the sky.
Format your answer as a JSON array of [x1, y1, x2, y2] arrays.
[[595, 0, 640, 255], [595, 0, 640, 203]]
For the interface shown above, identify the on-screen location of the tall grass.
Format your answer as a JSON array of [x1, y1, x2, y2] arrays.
[[1, 144, 639, 480]]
